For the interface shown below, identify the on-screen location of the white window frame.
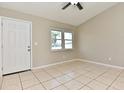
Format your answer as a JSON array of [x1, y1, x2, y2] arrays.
[[50, 28, 74, 52]]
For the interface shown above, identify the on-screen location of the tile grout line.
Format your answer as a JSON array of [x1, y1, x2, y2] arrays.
[[106, 70, 123, 90], [21, 63, 89, 89], [50, 83, 69, 90], [91, 70, 121, 86], [18, 71, 42, 89], [2, 61, 123, 90], [20, 67, 122, 90], [24, 83, 42, 90], [32, 70, 59, 85], [31, 71, 47, 90], [40, 63, 109, 90], [56, 71, 98, 90], [41, 68, 70, 90], [50, 70, 96, 89], [78, 70, 109, 90], [28, 67, 122, 90], [42, 66, 86, 90], [80, 85, 93, 90], [42, 61, 91, 78], [18, 73, 23, 90]]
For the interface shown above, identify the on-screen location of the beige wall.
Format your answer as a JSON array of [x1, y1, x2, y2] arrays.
[[1, 3, 124, 69], [0, 7, 77, 68], [77, 3, 124, 67]]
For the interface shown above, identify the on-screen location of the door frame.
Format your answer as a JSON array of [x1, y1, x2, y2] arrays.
[[0, 18, 3, 82], [0, 16, 32, 75]]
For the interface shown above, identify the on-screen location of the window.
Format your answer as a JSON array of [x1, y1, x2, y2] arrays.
[[51, 29, 73, 51], [51, 30, 62, 50], [64, 32, 72, 49]]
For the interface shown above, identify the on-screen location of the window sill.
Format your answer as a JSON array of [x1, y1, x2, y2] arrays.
[[51, 48, 73, 52]]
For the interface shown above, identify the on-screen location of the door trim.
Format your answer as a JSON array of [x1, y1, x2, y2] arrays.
[[0, 17, 2, 77], [0, 16, 32, 75]]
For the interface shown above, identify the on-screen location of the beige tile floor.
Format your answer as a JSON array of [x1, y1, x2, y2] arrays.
[[0, 61, 124, 90]]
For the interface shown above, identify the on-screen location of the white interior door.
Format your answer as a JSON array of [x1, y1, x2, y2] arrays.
[[0, 17, 2, 83], [2, 18, 31, 75]]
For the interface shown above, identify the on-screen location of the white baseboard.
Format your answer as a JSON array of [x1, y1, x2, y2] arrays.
[[32, 58, 124, 70], [77, 59, 124, 69], [32, 59, 77, 70]]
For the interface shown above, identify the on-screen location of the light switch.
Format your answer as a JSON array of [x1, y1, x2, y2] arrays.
[[108, 57, 111, 61]]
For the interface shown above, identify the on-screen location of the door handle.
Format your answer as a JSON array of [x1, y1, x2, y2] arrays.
[[28, 49, 31, 52], [28, 46, 31, 48]]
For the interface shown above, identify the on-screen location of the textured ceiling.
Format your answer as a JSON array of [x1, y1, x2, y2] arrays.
[[0, 2, 117, 26]]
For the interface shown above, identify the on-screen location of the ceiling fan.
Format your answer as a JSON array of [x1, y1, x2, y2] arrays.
[[62, 2, 83, 10]]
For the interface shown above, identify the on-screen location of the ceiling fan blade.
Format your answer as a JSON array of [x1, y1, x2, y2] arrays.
[[76, 2, 83, 10], [62, 2, 71, 10]]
